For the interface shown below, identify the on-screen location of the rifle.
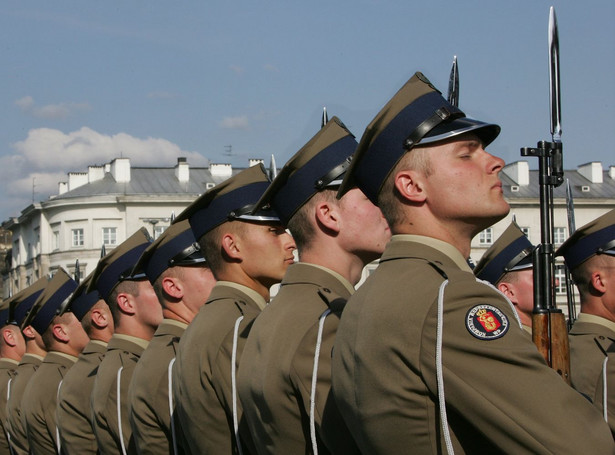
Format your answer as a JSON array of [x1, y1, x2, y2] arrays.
[[447, 56, 459, 107], [520, 6, 570, 384]]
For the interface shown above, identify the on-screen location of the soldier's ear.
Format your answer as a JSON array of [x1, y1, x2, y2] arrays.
[[590, 270, 607, 294], [116, 292, 136, 315], [52, 323, 70, 343], [221, 233, 242, 261], [2, 328, 17, 347], [314, 200, 341, 234], [394, 169, 426, 203], [497, 282, 515, 301], [90, 308, 110, 329], [162, 275, 183, 300]]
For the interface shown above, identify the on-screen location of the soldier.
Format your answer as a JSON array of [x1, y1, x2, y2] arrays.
[[0, 300, 26, 452], [21, 268, 89, 454], [173, 164, 296, 454], [56, 273, 114, 454], [129, 219, 216, 454], [89, 228, 161, 455], [237, 117, 390, 454], [557, 209, 615, 436], [330, 72, 614, 453], [474, 221, 535, 332], [6, 277, 49, 455]]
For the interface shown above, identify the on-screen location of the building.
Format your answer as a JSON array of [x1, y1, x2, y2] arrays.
[[1, 157, 268, 298], [3, 157, 615, 308], [470, 160, 615, 310]]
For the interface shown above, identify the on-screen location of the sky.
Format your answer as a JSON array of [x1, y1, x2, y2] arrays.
[[1, 0, 613, 221]]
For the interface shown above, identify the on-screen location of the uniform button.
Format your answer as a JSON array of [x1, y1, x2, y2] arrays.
[[599, 336, 606, 340]]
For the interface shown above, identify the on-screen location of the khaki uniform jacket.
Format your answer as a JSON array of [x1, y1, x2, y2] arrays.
[[569, 313, 615, 437], [56, 339, 107, 454], [331, 236, 615, 454], [129, 319, 186, 455], [238, 263, 359, 454], [22, 351, 78, 455], [6, 353, 44, 455], [0, 358, 19, 453], [91, 334, 148, 455], [173, 282, 264, 455]]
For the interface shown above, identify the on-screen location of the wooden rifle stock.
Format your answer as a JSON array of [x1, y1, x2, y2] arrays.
[[532, 311, 571, 384]]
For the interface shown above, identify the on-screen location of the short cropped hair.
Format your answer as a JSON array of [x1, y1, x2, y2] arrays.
[[377, 147, 432, 228], [106, 280, 140, 326], [41, 313, 73, 350], [287, 189, 337, 252], [198, 221, 245, 279], [571, 254, 614, 299]]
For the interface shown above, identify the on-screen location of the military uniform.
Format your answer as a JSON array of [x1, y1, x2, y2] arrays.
[[331, 235, 615, 453], [173, 282, 264, 454], [91, 334, 148, 454], [238, 263, 359, 454], [129, 319, 186, 455], [56, 339, 107, 454], [22, 351, 77, 454], [569, 313, 615, 436], [0, 358, 19, 452], [6, 353, 44, 455]]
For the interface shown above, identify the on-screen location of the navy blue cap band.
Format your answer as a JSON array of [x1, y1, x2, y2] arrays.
[[561, 224, 615, 270], [189, 181, 277, 239], [13, 290, 44, 326], [271, 135, 357, 225], [97, 242, 150, 300], [354, 91, 463, 204], [144, 228, 204, 283], [475, 236, 534, 285], [30, 279, 78, 334], [70, 290, 101, 321]]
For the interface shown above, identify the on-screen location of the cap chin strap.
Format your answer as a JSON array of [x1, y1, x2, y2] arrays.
[[597, 239, 615, 256], [404, 107, 455, 149]]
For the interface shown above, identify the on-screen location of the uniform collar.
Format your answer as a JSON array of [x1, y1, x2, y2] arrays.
[[215, 281, 267, 310], [112, 333, 150, 351], [390, 234, 472, 272], [576, 313, 615, 334]]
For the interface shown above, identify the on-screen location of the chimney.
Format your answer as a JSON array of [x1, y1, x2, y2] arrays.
[[249, 158, 264, 167], [110, 158, 131, 183], [175, 157, 190, 183], [58, 182, 68, 195], [502, 161, 530, 186], [210, 163, 232, 179], [578, 162, 603, 183], [609, 166, 615, 180], [88, 165, 105, 182], [68, 172, 88, 191]]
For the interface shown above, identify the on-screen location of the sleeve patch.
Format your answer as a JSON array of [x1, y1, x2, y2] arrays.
[[466, 304, 509, 340]]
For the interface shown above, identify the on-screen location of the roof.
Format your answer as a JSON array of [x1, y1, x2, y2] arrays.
[[501, 170, 615, 201], [51, 167, 244, 200]]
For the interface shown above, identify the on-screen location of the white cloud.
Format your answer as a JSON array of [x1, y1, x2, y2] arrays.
[[219, 115, 250, 130], [263, 64, 279, 72], [0, 127, 209, 219], [229, 65, 244, 74], [14, 96, 91, 120]]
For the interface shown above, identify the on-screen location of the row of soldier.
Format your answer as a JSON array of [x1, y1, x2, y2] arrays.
[[0, 71, 614, 454]]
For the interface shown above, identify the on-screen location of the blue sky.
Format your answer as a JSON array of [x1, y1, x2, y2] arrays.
[[1, 0, 613, 220]]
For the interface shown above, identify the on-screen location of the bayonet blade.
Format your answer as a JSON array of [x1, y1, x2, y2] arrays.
[[321, 107, 329, 128], [447, 56, 459, 107], [565, 178, 576, 234], [549, 6, 562, 142], [269, 154, 277, 180]]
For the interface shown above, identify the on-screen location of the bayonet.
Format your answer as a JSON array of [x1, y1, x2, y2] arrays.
[[74, 259, 81, 284], [565, 179, 575, 235], [269, 154, 278, 180], [565, 179, 577, 327], [447, 56, 459, 107], [100, 244, 106, 258], [321, 107, 328, 128], [549, 7, 562, 143]]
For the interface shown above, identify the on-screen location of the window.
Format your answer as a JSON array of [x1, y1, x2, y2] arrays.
[[53, 231, 60, 251], [554, 227, 566, 245], [554, 264, 567, 295], [479, 228, 493, 245], [72, 228, 84, 247], [102, 227, 117, 246]]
